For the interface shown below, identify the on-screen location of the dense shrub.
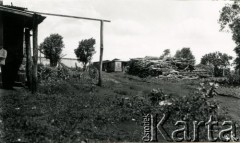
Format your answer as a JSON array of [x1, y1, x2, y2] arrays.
[[37, 64, 99, 94], [88, 64, 99, 83], [127, 60, 149, 78], [127, 60, 162, 78], [226, 73, 240, 85], [37, 63, 99, 83], [38, 64, 73, 81], [147, 88, 169, 105]]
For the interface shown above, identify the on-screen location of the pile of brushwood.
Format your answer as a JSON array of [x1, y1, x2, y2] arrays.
[[127, 58, 196, 78]]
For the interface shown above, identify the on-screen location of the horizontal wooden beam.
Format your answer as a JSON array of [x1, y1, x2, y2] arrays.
[[27, 11, 111, 22]]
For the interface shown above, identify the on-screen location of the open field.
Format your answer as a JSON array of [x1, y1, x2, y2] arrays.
[[0, 72, 239, 142]]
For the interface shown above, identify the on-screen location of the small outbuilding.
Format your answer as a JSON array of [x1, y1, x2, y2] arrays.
[[0, 1, 45, 91], [93, 58, 128, 72]]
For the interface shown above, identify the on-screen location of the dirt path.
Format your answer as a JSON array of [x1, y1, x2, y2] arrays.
[[214, 95, 240, 122]]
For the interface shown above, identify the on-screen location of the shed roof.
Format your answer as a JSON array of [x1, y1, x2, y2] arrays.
[[112, 58, 120, 61], [0, 5, 46, 28]]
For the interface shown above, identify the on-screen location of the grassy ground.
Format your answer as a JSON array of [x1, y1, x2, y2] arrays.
[[0, 72, 233, 142]]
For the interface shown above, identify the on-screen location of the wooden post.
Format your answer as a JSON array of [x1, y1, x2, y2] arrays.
[[25, 28, 32, 89], [39, 48, 41, 64], [0, 12, 3, 47], [98, 20, 103, 86], [0, 12, 3, 84], [32, 14, 39, 93]]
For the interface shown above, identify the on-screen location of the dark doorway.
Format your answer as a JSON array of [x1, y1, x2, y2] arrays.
[[1, 13, 24, 89]]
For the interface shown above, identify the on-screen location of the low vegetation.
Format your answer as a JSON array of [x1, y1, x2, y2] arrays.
[[1, 64, 233, 142]]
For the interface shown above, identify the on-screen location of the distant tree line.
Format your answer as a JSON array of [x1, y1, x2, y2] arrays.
[[40, 33, 234, 78], [200, 52, 232, 77], [159, 47, 233, 77], [160, 47, 195, 64]]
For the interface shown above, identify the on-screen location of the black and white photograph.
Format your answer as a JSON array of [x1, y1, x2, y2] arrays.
[[0, 0, 240, 142]]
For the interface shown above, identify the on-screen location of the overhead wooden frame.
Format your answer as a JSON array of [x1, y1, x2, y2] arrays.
[[28, 10, 111, 87], [0, 4, 110, 91]]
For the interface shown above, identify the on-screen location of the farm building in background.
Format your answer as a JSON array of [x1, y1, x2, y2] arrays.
[[93, 58, 128, 72], [38, 57, 83, 68]]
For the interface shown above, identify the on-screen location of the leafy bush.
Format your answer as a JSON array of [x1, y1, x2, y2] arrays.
[[226, 73, 240, 85], [37, 64, 99, 95], [38, 64, 71, 81], [127, 60, 162, 78], [127, 60, 149, 78], [147, 88, 169, 105], [88, 64, 99, 84]]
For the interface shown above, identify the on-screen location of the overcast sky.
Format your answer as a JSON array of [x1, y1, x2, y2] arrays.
[[3, 0, 236, 64]]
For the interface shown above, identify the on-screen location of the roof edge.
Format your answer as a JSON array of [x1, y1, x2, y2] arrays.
[[0, 5, 46, 24]]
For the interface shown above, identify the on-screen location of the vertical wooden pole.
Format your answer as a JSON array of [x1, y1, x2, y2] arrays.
[[32, 15, 39, 93], [0, 12, 3, 84], [0, 12, 3, 47], [25, 28, 32, 89], [98, 20, 103, 86], [39, 48, 41, 64]]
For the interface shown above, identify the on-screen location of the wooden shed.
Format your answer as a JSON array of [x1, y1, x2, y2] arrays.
[[93, 58, 128, 72], [0, 2, 45, 91]]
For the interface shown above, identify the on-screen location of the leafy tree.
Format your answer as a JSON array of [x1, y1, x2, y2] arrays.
[[174, 47, 195, 64], [160, 49, 170, 59], [174, 50, 182, 59], [74, 38, 96, 70], [201, 52, 232, 77], [40, 34, 64, 67], [219, 1, 240, 73]]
